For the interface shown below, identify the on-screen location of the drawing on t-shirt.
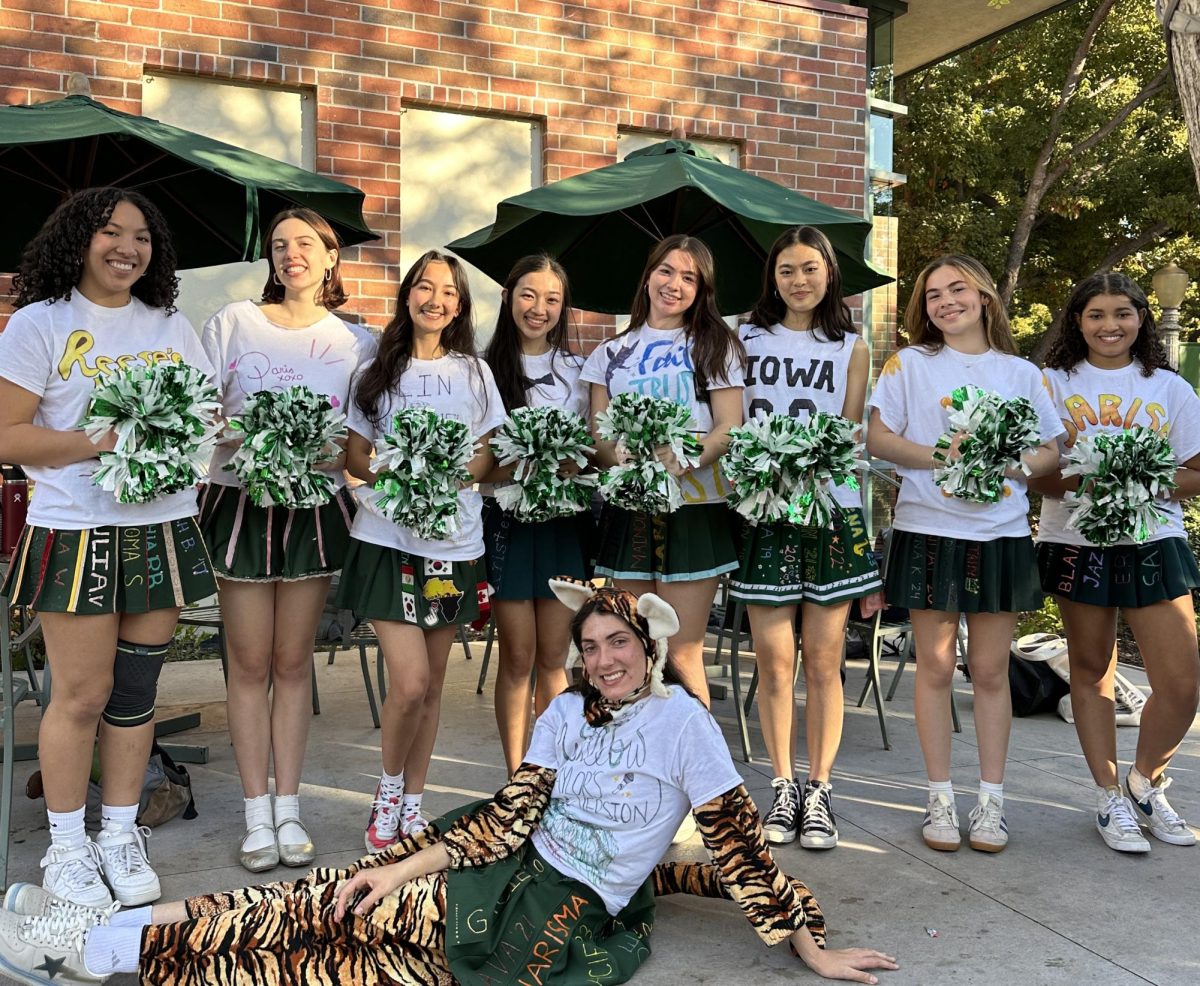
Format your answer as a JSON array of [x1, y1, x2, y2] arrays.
[[605, 339, 697, 405], [57, 328, 183, 385], [229, 339, 351, 402], [1059, 392, 1169, 445]]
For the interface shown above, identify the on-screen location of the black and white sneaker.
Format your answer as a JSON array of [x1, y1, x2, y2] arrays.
[[800, 780, 838, 850], [763, 777, 800, 845]]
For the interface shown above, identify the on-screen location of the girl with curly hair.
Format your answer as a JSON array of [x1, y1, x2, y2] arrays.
[[0, 187, 217, 908], [197, 208, 377, 872], [340, 251, 504, 852], [480, 254, 592, 773], [581, 235, 745, 710], [867, 254, 1063, 854], [1033, 272, 1200, 853]]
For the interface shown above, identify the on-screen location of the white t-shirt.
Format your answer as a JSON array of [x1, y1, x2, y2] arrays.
[[1037, 360, 1200, 545], [347, 354, 505, 560], [869, 346, 1064, 540], [740, 322, 864, 511], [526, 687, 743, 916], [580, 324, 743, 504], [0, 292, 214, 529], [201, 300, 376, 490]]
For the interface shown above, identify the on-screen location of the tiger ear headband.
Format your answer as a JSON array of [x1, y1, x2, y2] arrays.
[[549, 577, 680, 699]]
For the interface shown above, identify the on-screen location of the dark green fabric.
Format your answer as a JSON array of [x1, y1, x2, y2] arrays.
[[448, 139, 891, 314], [199, 484, 355, 581], [482, 497, 592, 600], [3, 518, 215, 614], [1038, 537, 1200, 607], [335, 540, 486, 626], [884, 530, 1042, 614], [594, 502, 738, 582], [730, 508, 882, 606], [0, 94, 378, 270], [444, 826, 656, 986]]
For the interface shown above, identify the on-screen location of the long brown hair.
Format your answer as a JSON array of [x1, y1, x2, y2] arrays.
[[259, 207, 347, 310], [353, 250, 477, 429], [902, 254, 1016, 354], [748, 226, 855, 341], [624, 235, 744, 397]]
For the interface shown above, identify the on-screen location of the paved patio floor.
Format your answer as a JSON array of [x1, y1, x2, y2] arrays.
[[3, 640, 1197, 985]]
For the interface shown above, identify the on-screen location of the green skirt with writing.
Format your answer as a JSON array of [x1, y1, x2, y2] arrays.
[[335, 538, 488, 628], [594, 502, 738, 582], [2, 518, 216, 614], [445, 812, 656, 986], [729, 508, 882, 606], [1038, 537, 1200, 608], [884, 530, 1042, 614], [482, 497, 593, 600]]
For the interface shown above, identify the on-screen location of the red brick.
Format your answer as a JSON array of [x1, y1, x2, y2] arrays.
[[222, 3, 278, 25], [279, 11, 333, 33], [3, 0, 64, 13], [66, 1, 126, 21]]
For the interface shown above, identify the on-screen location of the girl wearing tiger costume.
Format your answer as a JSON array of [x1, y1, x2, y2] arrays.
[[0, 583, 897, 986]]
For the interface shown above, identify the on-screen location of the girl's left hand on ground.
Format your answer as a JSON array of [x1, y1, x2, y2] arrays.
[[654, 444, 686, 477], [808, 947, 899, 984]]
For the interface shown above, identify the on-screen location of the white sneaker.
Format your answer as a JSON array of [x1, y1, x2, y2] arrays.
[[3, 884, 118, 931], [95, 826, 161, 906], [967, 794, 1008, 853], [922, 792, 961, 852], [400, 810, 429, 838], [40, 843, 112, 909], [0, 907, 106, 985], [1095, 788, 1151, 853], [1127, 773, 1197, 846]]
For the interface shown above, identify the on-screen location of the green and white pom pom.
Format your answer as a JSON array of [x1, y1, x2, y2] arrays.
[[370, 407, 477, 540], [724, 412, 862, 528], [224, 386, 347, 508], [931, 385, 1041, 503], [594, 392, 702, 513], [1062, 426, 1177, 545], [490, 406, 596, 523], [82, 361, 221, 504]]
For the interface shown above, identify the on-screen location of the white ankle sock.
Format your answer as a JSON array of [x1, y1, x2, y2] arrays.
[[274, 794, 307, 846], [928, 780, 954, 800], [978, 780, 1004, 805], [100, 803, 139, 834], [110, 905, 153, 929], [83, 925, 143, 976], [47, 807, 87, 849], [380, 770, 404, 798], [242, 794, 275, 853], [1127, 765, 1155, 799], [401, 793, 423, 817]]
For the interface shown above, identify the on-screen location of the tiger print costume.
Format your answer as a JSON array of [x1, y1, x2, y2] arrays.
[[139, 765, 824, 985]]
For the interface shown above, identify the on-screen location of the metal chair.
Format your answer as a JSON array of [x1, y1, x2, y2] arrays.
[[2, 593, 44, 888]]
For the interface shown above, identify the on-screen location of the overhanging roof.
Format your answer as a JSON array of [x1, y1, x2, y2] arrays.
[[893, 0, 1082, 78]]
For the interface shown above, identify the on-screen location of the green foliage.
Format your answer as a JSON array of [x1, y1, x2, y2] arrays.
[[895, 0, 1199, 344], [1016, 595, 1064, 639]]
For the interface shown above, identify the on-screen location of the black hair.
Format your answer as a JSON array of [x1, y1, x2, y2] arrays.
[[748, 225, 855, 341], [12, 187, 180, 312], [483, 253, 579, 413], [1043, 272, 1168, 378], [352, 250, 478, 430]]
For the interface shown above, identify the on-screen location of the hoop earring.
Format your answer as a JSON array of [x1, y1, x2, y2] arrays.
[[325, 268, 333, 282], [272, 271, 282, 286]]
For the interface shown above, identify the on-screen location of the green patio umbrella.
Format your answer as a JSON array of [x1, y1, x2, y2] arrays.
[[448, 139, 891, 315], [0, 94, 379, 271]]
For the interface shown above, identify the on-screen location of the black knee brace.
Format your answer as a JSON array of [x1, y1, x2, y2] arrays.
[[102, 639, 169, 728]]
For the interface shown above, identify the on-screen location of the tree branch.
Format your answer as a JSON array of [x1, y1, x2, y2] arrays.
[[1095, 220, 1172, 272]]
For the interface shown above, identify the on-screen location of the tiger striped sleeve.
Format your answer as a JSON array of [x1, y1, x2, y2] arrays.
[[440, 762, 557, 868], [693, 784, 827, 949]]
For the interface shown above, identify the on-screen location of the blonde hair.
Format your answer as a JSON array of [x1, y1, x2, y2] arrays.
[[902, 254, 1016, 355]]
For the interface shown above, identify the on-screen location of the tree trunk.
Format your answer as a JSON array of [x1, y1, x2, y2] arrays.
[[1159, 0, 1200, 191]]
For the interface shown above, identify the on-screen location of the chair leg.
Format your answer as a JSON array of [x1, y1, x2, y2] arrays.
[[728, 601, 752, 763], [458, 623, 473, 661], [950, 690, 962, 733], [885, 633, 911, 701], [868, 638, 890, 750], [476, 617, 496, 695], [358, 642, 380, 729], [310, 656, 321, 717]]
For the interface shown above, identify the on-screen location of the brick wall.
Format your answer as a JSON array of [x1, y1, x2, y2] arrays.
[[2, 0, 869, 342]]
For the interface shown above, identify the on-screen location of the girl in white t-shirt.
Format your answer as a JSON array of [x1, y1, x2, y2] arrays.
[[198, 208, 376, 873], [867, 254, 1062, 854], [730, 227, 882, 851], [581, 235, 745, 707], [1032, 272, 1200, 853], [342, 251, 505, 853], [480, 254, 592, 773], [0, 188, 217, 908]]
